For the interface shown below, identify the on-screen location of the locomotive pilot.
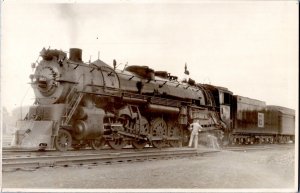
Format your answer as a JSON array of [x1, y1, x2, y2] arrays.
[[188, 118, 203, 148]]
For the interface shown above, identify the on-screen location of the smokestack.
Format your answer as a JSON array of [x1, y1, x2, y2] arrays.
[[69, 48, 82, 62]]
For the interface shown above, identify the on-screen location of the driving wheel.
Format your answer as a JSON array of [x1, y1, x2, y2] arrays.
[[132, 139, 147, 149], [151, 118, 167, 148], [107, 138, 126, 150], [168, 122, 181, 147]]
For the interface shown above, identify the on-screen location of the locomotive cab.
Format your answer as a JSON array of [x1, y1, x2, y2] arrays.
[[202, 84, 234, 129], [218, 88, 233, 130]]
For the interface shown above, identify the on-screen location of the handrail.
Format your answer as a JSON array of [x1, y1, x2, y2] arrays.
[[65, 73, 84, 102]]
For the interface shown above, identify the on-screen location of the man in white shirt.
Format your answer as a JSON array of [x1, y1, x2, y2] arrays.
[[188, 119, 203, 148]]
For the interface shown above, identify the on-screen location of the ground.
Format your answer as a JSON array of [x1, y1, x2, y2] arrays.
[[1, 145, 296, 191]]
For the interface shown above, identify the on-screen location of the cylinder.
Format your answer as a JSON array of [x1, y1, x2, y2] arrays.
[[73, 120, 87, 140], [75, 107, 87, 120], [73, 107, 105, 140], [69, 48, 82, 62]]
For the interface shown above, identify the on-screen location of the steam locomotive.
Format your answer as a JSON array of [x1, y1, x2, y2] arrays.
[[11, 48, 295, 151]]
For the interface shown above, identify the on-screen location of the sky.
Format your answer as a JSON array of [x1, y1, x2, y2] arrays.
[[1, 0, 298, 114]]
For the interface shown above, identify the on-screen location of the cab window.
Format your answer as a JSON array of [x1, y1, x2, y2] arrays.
[[220, 91, 231, 105], [223, 92, 231, 105]]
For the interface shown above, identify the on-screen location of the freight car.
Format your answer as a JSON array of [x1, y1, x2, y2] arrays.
[[11, 48, 295, 151]]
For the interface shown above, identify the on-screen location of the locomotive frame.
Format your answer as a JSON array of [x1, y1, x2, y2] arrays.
[[11, 48, 295, 151]]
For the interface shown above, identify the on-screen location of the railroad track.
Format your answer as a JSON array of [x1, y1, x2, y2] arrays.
[[224, 143, 294, 152], [2, 146, 193, 157], [3, 147, 214, 172], [3, 143, 293, 172]]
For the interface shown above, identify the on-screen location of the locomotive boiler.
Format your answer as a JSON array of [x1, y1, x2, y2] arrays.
[[11, 48, 295, 151]]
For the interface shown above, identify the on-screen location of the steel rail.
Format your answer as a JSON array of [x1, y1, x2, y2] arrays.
[[3, 144, 293, 172], [2, 147, 185, 156], [224, 143, 294, 152], [2, 148, 199, 172]]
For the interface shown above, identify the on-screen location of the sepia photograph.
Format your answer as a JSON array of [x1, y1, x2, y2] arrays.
[[1, 0, 298, 192]]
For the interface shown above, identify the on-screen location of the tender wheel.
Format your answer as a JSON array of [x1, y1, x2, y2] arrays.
[[107, 138, 126, 150], [54, 129, 72, 152], [132, 139, 147, 149], [91, 137, 106, 150]]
